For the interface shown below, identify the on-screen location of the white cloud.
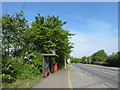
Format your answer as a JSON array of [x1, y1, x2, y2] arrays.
[[88, 19, 112, 31], [69, 20, 118, 58]]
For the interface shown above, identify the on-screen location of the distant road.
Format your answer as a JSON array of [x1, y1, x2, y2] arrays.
[[72, 63, 119, 88]]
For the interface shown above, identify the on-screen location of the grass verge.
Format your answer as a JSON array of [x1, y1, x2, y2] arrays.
[[2, 75, 42, 88]]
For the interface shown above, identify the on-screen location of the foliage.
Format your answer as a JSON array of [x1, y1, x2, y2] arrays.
[[29, 14, 74, 66], [2, 11, 28, 56], [29, 14, 74, 52], [23, 51, 43, 73], [81, 56, 89, 63], [2, 56, 18, 83], [106, 52, 120, 67], [2, 51, 43, 83], [91, 49, 107, 62], [71, 49, 119, 67], [71, 56, 92, 64], [2, 11, 74, 85], [70, 57, 81, 63]]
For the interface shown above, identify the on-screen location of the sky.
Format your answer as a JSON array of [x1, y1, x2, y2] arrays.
[[2, 2, 118, 58]]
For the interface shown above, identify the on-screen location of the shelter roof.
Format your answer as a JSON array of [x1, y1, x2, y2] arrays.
[[42, 54, 59, 57]]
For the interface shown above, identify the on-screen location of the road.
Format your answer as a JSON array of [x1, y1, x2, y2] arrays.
[[33, 63, 119, 88], [72, 63, 119, 88]]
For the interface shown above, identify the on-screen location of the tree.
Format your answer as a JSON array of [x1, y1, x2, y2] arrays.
[[81, 56, 88, 63], [2, 11, 29, 56], [2, 14, 15, 55], [2, 11, 75, 84], [29, 14, 74, 52], [106, 52, 120, 66], [91, 49, 107, 63], [29, 14, 74, 66]]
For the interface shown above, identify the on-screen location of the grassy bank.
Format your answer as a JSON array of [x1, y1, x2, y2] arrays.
[[2, 75, 42, 88]]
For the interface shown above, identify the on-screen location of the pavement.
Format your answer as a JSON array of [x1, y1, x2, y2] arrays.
[[33, 64, 110, 88], [33, 68, 68, 88]]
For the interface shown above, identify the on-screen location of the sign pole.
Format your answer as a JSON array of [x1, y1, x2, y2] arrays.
[[65, 56, 66, 69]]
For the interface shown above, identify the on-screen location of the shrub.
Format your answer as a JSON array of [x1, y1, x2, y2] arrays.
[[2, 51, 43, 83], [106, 52, 119, 67], [2, 56, 18, 83]]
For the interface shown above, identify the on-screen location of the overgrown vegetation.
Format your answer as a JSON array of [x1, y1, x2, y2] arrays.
[[106, 52, 120, 67], [71, 49, 120, 67], [2, 11, 74, 88]]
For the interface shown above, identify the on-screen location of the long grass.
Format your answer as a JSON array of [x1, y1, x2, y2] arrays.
[[2, 75, 42, 88]]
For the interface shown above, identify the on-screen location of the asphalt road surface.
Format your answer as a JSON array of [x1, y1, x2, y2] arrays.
[[33, 63, 119, 88], [72, 63, 119, 88]]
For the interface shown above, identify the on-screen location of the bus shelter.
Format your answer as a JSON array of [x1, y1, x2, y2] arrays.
[[42, 54, 58, 77]]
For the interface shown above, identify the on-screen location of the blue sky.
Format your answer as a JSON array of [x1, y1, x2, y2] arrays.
[[2, 2, 118, 58]]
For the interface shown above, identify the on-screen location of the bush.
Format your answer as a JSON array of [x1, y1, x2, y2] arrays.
[[106, 52, 119, 67], [2, 51, 43, 83], [2, 74, 15, 83], [2, 56, 19, 83]]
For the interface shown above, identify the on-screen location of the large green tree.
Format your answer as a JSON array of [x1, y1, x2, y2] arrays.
[[91, 49, 107, 62], [2, 11, 74, 84], [29, 14, 74, 53], [106, 52, 120, 66], [27, 14, 74, 65], [2, 11, 28, 56]]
